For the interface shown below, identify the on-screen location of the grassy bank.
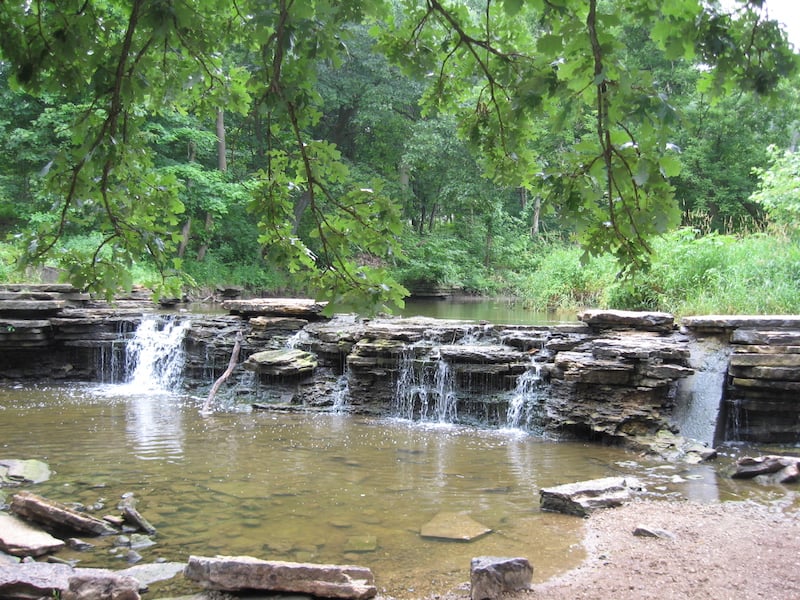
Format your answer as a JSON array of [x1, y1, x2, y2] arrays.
[[512, 229, 800, 316]]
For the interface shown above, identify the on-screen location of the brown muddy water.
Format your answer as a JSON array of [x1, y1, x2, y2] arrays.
[[0, 383, 795, 598]]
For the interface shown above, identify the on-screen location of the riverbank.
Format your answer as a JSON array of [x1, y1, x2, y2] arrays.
[[437, 496, 800, 600]]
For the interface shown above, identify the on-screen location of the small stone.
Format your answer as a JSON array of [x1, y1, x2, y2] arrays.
[[66, 538, 95, 551], [633, 526, 675, 539]]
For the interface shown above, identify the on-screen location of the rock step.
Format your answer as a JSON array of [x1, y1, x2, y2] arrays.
[[184, 555, 377, 599]]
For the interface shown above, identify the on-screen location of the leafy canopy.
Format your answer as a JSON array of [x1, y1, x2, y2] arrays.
[[0, 0, 795, 306]]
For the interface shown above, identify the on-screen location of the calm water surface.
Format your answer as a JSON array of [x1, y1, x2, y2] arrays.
[[0, 383, 795, 597]]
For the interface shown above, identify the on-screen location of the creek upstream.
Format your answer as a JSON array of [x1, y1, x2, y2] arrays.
[[0, 382, 793, 598]]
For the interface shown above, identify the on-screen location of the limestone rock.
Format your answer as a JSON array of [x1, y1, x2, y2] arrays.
[[419, 512, 492, 542], [732, 455, 800, 481], [183, 555, 376, 599], [223, 298, 328, 319], [10, 491, 118, 536], [0, 563, 140, 600], [0, 513, 65, 557], [682, 315, 800, 332], [64, 571, 141, 600], [539, 477, 633, 517], [579, 309, 675, 332], [243, 349, 318, 377], [470, 556, 532, 600], [119, 494, 157, 535]]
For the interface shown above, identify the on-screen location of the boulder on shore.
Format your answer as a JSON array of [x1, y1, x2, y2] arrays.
[[470, 556, 533, 600], [539, 477, 635, 517], [184, 555, 377, 599]]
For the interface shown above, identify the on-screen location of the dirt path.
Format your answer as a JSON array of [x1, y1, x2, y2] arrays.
[[440, 497, 800, 600]]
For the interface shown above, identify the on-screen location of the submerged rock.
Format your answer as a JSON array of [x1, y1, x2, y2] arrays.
[[419, 512, 492, 542], [0, 459, 51, 486]]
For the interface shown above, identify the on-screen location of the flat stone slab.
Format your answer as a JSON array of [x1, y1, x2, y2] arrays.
[[682, 315, 800, 331], [419, 512, 492, 542], [223, 298, 328, 319], [539, 477, 633, 517], [117, 562, 186, 587], [579, 309, 675, 332], [184, 556, 377, 599], [0, 513, 65, 557], [0, 459, 51, 486]]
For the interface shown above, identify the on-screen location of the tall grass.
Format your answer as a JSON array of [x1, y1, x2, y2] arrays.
[[513, 230, 800, 316], [624, 230, 800, 315]]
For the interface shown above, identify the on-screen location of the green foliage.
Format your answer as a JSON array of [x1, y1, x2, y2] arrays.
[[750, 145, 800, 236], [0, 0, 797, 311]]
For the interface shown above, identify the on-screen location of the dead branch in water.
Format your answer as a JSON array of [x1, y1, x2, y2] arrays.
[[201, 331, 242, 415]]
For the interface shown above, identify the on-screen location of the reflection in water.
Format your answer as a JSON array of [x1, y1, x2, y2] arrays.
[[0, 383, 795, 598], [125, 392, 185, 461]]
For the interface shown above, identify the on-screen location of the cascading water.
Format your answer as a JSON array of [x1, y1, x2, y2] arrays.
[[505, 362, 545, 432], [332, 369, 350, 411], [673, 338, 732, 445], [393, 346, 457, 423], [122, 316, 191, 393]]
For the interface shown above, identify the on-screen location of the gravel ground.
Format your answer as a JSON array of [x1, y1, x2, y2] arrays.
[[437, 497, 800, 600]]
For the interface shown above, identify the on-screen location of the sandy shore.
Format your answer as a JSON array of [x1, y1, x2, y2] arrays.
[[438, 497, 800, 600]]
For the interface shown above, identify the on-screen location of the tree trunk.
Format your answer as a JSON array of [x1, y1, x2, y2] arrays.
[[531, 196, 541, 238], [178, 141, 197, 258], [178, 217, 192, 258], [197, 109, 226, 261]]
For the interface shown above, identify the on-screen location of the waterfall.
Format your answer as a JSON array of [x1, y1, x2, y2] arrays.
[[432, 359, 457, 422], [393, 346, 457, 423], [122, 316, 191, 393], [673, 338, 732, 446], [332, 371, 350, 411], [505, 363, 544, 432]]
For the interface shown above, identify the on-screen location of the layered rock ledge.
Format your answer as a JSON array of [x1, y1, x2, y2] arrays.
[[2, 286, 799, 445]]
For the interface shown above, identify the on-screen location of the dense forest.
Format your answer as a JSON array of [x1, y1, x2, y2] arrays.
[[0, 0, 798, 315]]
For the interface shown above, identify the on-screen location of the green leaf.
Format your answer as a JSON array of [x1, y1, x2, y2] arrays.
[[658, 155, 682, 178]]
